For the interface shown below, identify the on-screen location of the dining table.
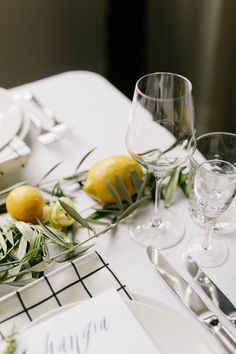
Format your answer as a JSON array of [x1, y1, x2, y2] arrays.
[[1, 70, 236, 353]]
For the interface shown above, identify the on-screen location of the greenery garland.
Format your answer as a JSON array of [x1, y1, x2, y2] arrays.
[[0, 150, 189, 286]]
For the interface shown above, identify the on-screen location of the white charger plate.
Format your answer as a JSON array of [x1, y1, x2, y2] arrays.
[[22, 298, 221, 354], [0, 88, 22, 150]]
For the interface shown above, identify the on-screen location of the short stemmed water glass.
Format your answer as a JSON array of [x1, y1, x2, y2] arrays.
[[187, 159, 236, 267], [126, 72, 196, 249], [189, 132, 236, 233]]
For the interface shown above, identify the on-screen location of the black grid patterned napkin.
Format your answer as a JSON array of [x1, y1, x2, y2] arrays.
[[0, 251, 132, 340]]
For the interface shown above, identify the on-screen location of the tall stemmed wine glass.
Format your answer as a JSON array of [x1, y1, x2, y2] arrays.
[[187, 159, 236, 267], [126, 72, 196, 249]]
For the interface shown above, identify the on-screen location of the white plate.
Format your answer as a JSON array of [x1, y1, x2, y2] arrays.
[[17, 103, 31, 139], [22, 299, 221, 354], [0, 88, 22, 149]]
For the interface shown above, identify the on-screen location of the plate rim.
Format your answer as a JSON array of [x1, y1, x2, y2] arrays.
[[0, 89, 23, 149], [17, 103, 31, 139]]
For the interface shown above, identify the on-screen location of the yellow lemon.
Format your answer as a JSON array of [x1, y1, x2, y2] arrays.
[[83, 155, 143, 204], [6, 185, 45, 223]]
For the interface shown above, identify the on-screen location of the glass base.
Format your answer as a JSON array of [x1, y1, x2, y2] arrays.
[[186, 236, 228, 268], [127, 203, 184, 249]]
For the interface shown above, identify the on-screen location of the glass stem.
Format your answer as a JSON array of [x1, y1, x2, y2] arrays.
[[203, 218, 214, 250], [151, 176, 163, 227]]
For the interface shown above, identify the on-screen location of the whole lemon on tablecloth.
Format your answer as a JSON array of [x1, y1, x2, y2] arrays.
[[6, 185, 45, 223], [83, 155, 143, 204]]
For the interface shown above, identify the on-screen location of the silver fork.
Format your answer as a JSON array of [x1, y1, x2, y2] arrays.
[[12, 91, 67, 144], [28, 111, 66, 144]]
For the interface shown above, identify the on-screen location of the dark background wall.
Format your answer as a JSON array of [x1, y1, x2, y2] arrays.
[[0, 0, 235, 134], [0, 0, 106, 85]]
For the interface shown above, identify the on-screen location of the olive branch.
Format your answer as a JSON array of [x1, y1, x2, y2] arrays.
[[0, 166, 152, 283], [0, 149, 189, 285]]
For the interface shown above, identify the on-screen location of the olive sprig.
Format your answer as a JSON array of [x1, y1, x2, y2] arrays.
[[0, 149, 189, 285]]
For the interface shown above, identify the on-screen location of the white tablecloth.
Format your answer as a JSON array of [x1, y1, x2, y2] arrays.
[[2, 71, 236, 352]]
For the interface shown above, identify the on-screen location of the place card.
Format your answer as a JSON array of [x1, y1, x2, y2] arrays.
[[1, 289, 160, 354]]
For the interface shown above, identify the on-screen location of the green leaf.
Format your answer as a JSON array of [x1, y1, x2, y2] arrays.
[[64, 170, 88, 181], [20, 248, 41, 265], [96, 203, 121, 210], [118, 196, 150, 221], [105, 180, 123, 211], [56, 244, 93, 263], [2, 228, 14, 245], [17, 236, 28, 260], [42, 238, 50, 258], [52, 228, 72, 245], [0, 231, 7, 254], [51, 182, 65, 198], [85, 218, 110, 226], [7, 264, 22, 282], [88, 209, 120, 221], [59, 199, 95, 232], [4, 279, 33, 287], [163, 167, 181, 208], [75, 147, 97, 172], [137, 172, 150, 200], [0, 240, 20, 262], [26, 259, 54, 272], [0, 261, 19, 272], [0, 271, 8, 282], [1, 225, 14, 245], [178, 167, 190, 198], [115, 176, 132, 205], [36, 219, 70, 248], [36, 161, 62, 186], [15, 221, 34, 243], [30, 229, 41, 249], [130, 170, 142, 194]]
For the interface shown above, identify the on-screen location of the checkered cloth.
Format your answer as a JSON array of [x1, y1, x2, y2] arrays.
[[0, 251, 132, 340]]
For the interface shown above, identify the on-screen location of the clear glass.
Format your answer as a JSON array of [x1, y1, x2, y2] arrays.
[[187, 159, 236, 267], [189, 132, 236, 233], [126, 72, 196, 249]]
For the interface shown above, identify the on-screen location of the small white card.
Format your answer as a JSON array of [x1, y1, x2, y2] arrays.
[[2, 289, 160, 354]]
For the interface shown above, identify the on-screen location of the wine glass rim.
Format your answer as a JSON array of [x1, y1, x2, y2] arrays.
[[197, 131, 236, 141], [135, 72, 192, 101]]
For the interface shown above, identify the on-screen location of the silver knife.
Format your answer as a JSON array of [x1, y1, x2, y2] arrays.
[[147, 246, 236, 354], [182, 252, 236, 326]]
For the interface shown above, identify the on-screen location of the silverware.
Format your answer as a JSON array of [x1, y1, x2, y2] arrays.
[[182, 252, 236, 326], [27, 92, 67, 131], [12, 91, 67, 144], [29, 111, 66, 144], [147, 246, 236, 354]]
